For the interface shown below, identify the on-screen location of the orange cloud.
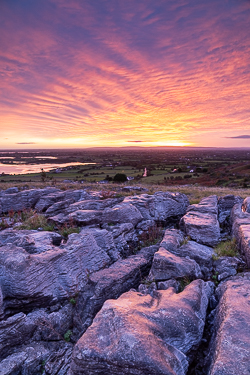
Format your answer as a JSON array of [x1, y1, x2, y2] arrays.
[[0, 0, 250, 148]]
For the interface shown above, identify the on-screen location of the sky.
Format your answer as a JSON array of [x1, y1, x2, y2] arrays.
[[0, 0, 250, 149]]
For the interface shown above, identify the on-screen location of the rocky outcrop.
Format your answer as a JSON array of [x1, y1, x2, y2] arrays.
[[0, 228, 62, 253], [231, 203, 250, 267], [0, 187, 59, 214], [0, 231, 116, 314], [207, 273, 250, 375], [180, 196, 220, 247], [242, 196, 250, 213], [1, 187, 250, 374], [70, 280, 213, 375], [218, 194, 243, 224], [123, 191, 189, 221], [149, 247, 202, 281]]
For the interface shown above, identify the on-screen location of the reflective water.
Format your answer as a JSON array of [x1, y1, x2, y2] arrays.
[[0, 162, 96, 175]]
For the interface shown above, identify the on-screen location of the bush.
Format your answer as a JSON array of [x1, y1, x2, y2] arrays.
[[113, 173, 127, 183]]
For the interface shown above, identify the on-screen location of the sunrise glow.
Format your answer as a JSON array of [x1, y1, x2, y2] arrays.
[[0, 0, 250, 149]]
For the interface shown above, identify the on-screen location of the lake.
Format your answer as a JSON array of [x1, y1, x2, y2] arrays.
[[0, 162, 96, 175]]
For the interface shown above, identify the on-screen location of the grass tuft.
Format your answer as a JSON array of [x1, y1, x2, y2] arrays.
[[213, 238, 239, 258], [17, 213, 54, 231]]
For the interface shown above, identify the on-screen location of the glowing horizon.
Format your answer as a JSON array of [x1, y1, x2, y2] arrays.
[[0, 0, 250, 149]]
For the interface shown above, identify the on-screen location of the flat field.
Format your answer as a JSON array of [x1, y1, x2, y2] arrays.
[[0, 147, 250, 194]]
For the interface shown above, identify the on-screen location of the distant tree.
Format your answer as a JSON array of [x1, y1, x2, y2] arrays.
[[105, 174, 113, 182], [40, 168, 46, 182], [113, 173, 127, 183]]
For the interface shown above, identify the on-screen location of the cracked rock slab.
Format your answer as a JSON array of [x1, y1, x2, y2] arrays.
[[207, 273, 250, 375], [70, 279, 213, 375]]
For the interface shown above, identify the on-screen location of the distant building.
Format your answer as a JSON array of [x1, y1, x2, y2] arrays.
[[127, 176, 134, 181], [143, 168, 147, 177]]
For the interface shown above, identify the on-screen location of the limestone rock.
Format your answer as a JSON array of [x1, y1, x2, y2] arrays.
[[102, 203, 143, 226], [124, 191, 189, 221], [231, 203, 250, 267], [0, 231, 115, 314], [207, 273, 250, 375], [0, 187, 59, 214], [242, 196, 250, 213], [72, 245, 158, 335], [213, 256, 245, 281], [218, 194, 243, 224], [102, 222, 138, 258], [149, 247, 202, 281], [180, 211, 220, 247], [159, 229, 214, 279], [0, 229, 62, 254], [35, 189, 90, 212], [0, 344, 50, 375], [187, 195, 218, 215], [70, 279, 213, 375], [160, 228, 184, 253]]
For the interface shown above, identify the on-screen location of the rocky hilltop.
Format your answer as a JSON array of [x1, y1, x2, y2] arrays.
[[0, 186, 249, 374]]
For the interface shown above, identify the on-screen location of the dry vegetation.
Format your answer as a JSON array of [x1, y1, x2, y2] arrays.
[[1, 180, 250, 204]]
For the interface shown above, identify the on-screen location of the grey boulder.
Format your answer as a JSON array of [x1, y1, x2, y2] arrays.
[[180, 211, 220, 247], [149, 247, 202, 281], [207, 272, 250, 375], [70, 279, 213, 375]]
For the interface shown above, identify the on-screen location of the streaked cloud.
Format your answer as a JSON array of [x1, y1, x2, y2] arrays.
[[0, 0, 250, 148], [225, 135, 250, 139]]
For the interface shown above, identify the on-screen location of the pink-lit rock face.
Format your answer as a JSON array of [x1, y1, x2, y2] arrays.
[[231, 203, 250, 267], [180, 211, 220, 247], [208, 273, 250, 375], [71, 280, 213, 375], [242, 197, 250, 213], [149, 247, 202, 281]]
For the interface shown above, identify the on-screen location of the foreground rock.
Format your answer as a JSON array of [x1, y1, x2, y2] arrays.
[[160, 229, 215, 279], [73, 245, 158, 335], [0, 228, 62, 253], [207, 273, 250, 375], [231, 203, 250, 267], [70, 279, 213, 375], [180, 196, 220, 247], [0, 187, 59, 214], [0, 231, 117, 315], [123, 191, 189, 222], [149, 247, 202, 281]]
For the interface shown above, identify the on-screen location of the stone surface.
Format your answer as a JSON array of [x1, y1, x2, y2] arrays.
[[187, 196, 218, 215], [160, 228, 184, 253], [0, 187, 59, 214], [0, 231, 115, 314], [123, 191, 189, 221], [102, 222, 138, 258], [102, 203, 143, 226], [35, 189, 90, 212], [72, 245, 158, 335], [180, 211, 220, 247], [0, 344, 50, 375], [159, 229, 214, 279], [0, 229, 62, 254], [242, 196, 250, 213], [218, 194, 243, 224], [180, 196, 220, 247], [149, 247, 202, 281], [70, 280, 213, 375], [207, 273, 250, 375], [231, 203, 250, 267]]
